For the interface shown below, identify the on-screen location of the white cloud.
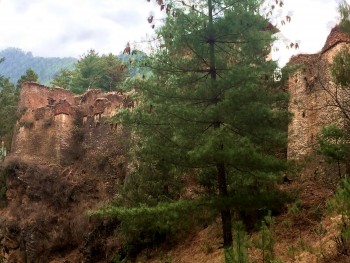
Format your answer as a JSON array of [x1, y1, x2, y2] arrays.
[[0, 0, 163, 57], [273, 0, 339, 66], [0, 0, 343, 65]]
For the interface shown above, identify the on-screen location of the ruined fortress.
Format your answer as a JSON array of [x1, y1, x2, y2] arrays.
[[2, 25, 350, 263], [11, 82, 128, 164], [1, 83, 131, 262], [11, 26, 350, 168], [287, 26, 350, 163]]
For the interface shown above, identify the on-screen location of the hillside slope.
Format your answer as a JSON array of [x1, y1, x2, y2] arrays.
[[0, 48, 76, 85], [0, 84, 130, 262]]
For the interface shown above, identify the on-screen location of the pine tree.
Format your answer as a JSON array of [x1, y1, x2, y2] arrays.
[[97, 0, 290, 260], [50, 69, 74, 89], [53, 50, 127, 94], [17, 68, 39, 88]]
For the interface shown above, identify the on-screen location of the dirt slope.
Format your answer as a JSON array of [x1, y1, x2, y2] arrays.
[[0, 156, 124, 262], [135, 166, 346, 263]]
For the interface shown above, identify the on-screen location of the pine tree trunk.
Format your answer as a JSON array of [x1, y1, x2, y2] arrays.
[[207, 0, 233, 253], [217, 163, 233, 248]]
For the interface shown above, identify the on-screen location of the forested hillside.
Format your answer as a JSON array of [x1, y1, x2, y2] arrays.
[[0, 48, 76, 85]]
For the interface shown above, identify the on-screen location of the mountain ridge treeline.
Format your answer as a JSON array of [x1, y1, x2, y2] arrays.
[[0, 47, 77, 85]]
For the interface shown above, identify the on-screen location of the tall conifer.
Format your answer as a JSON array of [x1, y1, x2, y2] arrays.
[[100, 0, 290, 260]]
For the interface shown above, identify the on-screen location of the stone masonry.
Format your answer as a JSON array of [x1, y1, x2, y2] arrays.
[[11, 82, 126, 164], [287, 26, 350, 161]]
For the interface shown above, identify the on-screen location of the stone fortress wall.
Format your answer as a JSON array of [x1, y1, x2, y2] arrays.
[[11, 82, 128, 164], [287, 26, 350, 162], [11, 27, 350, 168]]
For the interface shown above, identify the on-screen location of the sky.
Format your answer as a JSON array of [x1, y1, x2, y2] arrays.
[[270, 0, 343, 65], [0, 0, 346, 65]]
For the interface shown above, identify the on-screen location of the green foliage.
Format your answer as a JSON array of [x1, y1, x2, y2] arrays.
[[328, 179, 350, 219], [52, 50, 127, 94], [101, 0, 290, 258], [288, 199, 302, 216], [91, 199, 212, 257], [0, 77, 18, 149], [331, 47, 350, 87], [317, 125, 349, 178], [338, 1, 350, 34], [327, 179, 350, 255], [114, 162, 183, 207], [0, 48, 76, 85], [50, 69, 74, 89], [231, 222, 249, 263], [17, 68, 39, 88], [253, 213, 278, 263], [117, 0, 289, 192], [0, 145, 6, 160], [318, 125, 349, 162]]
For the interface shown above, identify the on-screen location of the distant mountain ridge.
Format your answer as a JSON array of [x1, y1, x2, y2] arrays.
[[0, 48, 77, 85]]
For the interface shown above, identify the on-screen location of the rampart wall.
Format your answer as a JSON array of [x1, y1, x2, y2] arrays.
[[287, 27, 350, 161], [11, 82, 126, 164]]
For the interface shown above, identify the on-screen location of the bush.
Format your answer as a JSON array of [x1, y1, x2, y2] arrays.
[[317, 125, 349, 179], [328, 179, 350, 255], [253, 212, 281, 263]]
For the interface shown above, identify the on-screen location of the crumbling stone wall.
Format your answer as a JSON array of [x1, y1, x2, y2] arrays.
[[11, 82, 125, 164], [0, 83, 130, 262], [287, 27, 350, 161]]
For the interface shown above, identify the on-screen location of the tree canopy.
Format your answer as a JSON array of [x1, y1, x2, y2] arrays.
[[17, 68, 39, 88], [94, 0, 291, 260], [338, 0, 350, 34], [51, 50, 127, 94]]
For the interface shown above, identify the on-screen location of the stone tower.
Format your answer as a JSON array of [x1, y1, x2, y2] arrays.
[[287, 26, 350, 161]]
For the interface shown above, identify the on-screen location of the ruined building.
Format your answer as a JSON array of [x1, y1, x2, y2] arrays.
[[2, 25, 350, 262], [11, 82, 126, 164], [287, 26, 350, 162], [0, 83, 131, 262]]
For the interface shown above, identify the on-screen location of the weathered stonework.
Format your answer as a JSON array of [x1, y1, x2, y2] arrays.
[[287, 26, 350, 161], [0, 83, 132, 262], [11, 82, 125, 164]]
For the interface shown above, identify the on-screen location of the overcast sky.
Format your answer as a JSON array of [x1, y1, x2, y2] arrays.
[[0, 0, 345, 65]]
